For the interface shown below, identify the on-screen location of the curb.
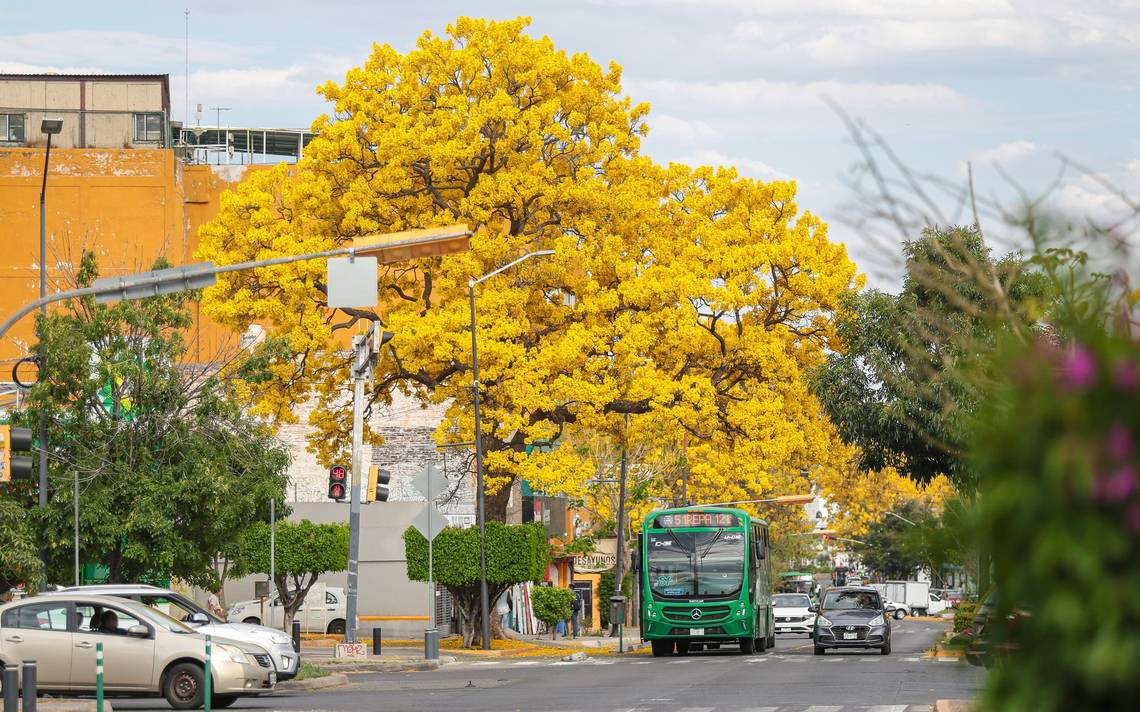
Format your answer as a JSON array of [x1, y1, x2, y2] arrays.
[[321, 655, 456, 673], [276, 673, 350, 691]]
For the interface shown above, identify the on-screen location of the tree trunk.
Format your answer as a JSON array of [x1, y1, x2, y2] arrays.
[[485, 481, 512, 523]]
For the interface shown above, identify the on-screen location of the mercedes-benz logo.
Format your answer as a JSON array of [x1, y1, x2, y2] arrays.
[[691, 609, 703, 620]]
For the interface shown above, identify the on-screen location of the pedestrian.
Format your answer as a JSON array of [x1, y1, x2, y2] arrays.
[[208, 588, 225, 619], [570, 591, 582, 638]]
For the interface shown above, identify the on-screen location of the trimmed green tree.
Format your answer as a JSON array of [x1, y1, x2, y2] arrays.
[[531, 585, 575, 640], [235, 519, 349, 631], [0, 499, 40, 594], [404, 521, 548, 647]]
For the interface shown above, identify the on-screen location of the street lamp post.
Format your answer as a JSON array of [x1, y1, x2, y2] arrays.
[[37, 118, 63, 584], [469, 250, 554, 650]]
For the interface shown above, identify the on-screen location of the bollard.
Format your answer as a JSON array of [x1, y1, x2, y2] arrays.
[[372, 627, 382, 656], [21, 662, 35, 712], [291, 619, 301, 652], [204, 635, 212, 712], [424, 628, 439, 661], [2, 666, 17, 712], [95, 643, 104, 712]]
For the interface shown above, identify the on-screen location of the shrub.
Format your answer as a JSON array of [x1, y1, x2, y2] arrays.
[[954, 600, 979, 633], [531, 585, 575, 639]]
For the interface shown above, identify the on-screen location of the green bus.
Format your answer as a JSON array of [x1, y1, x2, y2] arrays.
[[637, 507, 774, 657]]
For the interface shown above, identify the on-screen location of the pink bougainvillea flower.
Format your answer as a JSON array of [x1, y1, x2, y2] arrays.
[[1100, 465, 1139, 502], [1106, 424, 1135, 460], [1060, 344, 1097, 391], [1113, 359, 1140, 392]]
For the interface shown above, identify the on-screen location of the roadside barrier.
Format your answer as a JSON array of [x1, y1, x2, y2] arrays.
[[373, 627, 382, 655], [2, 665, 17, 712], [20, 662, 35, 712], [204, 635, 212, 712], [95, 643, 104, 712]]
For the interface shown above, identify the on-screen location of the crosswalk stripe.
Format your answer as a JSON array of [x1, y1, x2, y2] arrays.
[[731, 707, 779, 712], [802, 707, 843, 712], [865, 705, 910, 712], [675, 707, 715, 712]]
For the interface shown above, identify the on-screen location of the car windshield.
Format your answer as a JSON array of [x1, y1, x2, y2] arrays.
[[773, 594, 811, 608], [646, 530, 745, 598], [129, 602, 196, 634], [822, 590, 881, 610], [139, 593, 223, 625]]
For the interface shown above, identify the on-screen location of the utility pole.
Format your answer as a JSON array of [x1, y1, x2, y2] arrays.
[[610, 412, 629, 639], [344, 322, 378, 644]]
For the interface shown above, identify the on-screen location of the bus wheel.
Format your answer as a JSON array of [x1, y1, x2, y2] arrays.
[[739, 637, 756, 655], [651, 640, 675, 657], [755, 635, 765, 652]]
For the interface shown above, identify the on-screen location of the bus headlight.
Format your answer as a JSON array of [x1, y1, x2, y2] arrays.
[[646, 607, 657, 619], [736, 603, 748, 617]]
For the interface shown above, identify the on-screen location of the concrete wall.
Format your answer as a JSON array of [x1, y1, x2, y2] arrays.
[[220, 501, 453, 637], [0, 149, 266, 362], [0, 77, 167, 149]]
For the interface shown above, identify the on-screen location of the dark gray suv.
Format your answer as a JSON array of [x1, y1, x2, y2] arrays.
[[812, 586, 892, 655]]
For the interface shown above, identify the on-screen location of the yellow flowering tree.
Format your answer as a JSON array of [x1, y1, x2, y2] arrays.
[[197, 17, 862, 520]]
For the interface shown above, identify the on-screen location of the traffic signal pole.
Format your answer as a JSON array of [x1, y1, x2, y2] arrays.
[[344, 329, 371, 644]]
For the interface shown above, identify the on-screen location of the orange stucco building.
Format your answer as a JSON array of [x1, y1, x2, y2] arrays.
[[0, 148, 262, 367]]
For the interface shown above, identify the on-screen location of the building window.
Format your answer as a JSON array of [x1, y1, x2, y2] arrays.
[[133, 112, 163, 143], [1, 113, 25, 142]]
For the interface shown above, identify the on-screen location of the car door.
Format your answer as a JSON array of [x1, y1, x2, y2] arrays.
[[304, 583, 328, 633], [70, 604, 156, 691], [0, 601, 73, 688]]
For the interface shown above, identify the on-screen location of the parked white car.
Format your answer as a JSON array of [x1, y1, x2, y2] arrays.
[[884, 598, 910, 619], [48, 584, 300, 680], [227, 584, 347, 635], [773, 592, 816, 635]]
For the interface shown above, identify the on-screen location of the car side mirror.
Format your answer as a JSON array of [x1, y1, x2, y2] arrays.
[[126, 625, 150, 638], [187, 612, 209, 624]]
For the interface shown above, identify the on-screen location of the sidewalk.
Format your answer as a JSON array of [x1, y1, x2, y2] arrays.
[[504, 626, 645, 651]]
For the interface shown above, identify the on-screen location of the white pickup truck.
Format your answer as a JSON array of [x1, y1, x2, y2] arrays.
[[227, 583, 348, 635]]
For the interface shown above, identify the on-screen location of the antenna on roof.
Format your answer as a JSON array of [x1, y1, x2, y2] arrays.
[[184, 8, 190, 127]]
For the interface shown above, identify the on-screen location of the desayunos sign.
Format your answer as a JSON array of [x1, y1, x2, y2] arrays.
[[574, 538, 617, 573]]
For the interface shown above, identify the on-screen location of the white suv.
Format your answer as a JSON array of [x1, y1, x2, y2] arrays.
[[48, 585, 299, 680]]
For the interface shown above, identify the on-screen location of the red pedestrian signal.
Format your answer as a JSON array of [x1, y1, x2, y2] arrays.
[[328, 464, 348, 501]]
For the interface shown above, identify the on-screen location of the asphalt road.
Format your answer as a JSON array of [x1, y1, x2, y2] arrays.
[[114, 620, 982, 712]]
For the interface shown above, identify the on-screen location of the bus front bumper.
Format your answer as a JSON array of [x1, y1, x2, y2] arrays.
[[642, 619, 753, 640]]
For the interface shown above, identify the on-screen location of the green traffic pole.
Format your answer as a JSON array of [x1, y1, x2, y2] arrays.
[[95, 642, 103, 712], [204, 634, 212, 712]]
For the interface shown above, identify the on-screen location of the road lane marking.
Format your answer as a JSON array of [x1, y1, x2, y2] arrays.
[[675, 708, 715, 712], [802, 707, 843, 712], [667, 659, 693, 664], [865, 706, 910, 712]]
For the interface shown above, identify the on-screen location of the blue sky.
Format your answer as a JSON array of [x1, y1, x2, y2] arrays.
[[3, 0, 1139, 285]]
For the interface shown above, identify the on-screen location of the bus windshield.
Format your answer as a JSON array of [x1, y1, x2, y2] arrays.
[[646, 530, 745, 599]]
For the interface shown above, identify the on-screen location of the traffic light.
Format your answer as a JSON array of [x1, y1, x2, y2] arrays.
[[367, 466, 391, 503], [328, 464, 348, 501], [0, 425, 34, 483]]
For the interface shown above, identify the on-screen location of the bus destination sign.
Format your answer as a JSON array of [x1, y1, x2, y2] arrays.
[[654, 512, 739, 528]]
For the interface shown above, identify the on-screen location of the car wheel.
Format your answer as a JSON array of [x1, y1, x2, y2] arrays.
[[814, 645, 825, 655], [880, 638, 892, 655], [242, 617, 261, 625], [163, 662, 205, 711], [212, 695, 239, 708], [894, 609, 907, 620], [327, 619, 346, 636], [651, 639, 674, 657], [739, 636, 755, 655], [675, 641, 690, 655]]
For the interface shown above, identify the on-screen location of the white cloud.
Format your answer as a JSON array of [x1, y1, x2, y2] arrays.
[[647, 114, 718, 140], [969, 141, 1039, 166], [628, 77, 972, 113], [0, 30, 260, 70], [679, 149, 783, 180]]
